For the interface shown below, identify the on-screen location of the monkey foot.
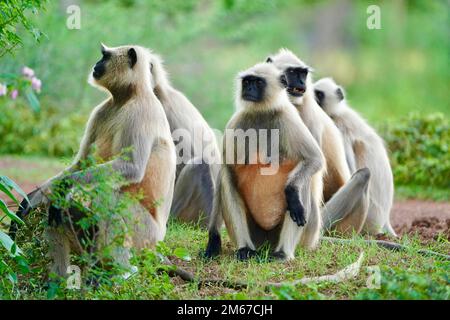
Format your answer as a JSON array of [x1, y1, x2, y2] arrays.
[[236, 247, 257, 261], [270, 251, 287, 261], [202, 230, 222, 259]]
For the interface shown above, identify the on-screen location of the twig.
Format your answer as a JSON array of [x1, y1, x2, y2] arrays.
[[266, 252, 364, 289], [157, 254, 248, 290], [322, 237, 450, 261]]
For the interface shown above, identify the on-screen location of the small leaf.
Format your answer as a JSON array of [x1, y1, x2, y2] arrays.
[[0, 231, 23, 257], [173, 247, 191, 261], [1, 176, 29, 205], [0, 181, 19, 205], [0, 199, 24, 225], [7, 273, 17, 284], [25, 87, 40, 112]]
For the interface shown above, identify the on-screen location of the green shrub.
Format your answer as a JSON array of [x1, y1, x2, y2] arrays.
[[0, 176, 29, 299], [356, 264, 450, 300], [384, 113, 450, 188], [0, 100, 86, 157]]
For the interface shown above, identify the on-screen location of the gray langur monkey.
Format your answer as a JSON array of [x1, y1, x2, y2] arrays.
[[204, 62, 325, 260], [266, 49, 371, 235], [147, 51, 221, 225], [16, 44, 176, 276], [314, 77, 396, 236]]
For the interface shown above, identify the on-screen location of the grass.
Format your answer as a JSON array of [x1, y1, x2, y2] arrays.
[[9, 220, 450, 300], [0, 155, 65, 183], [1, 155, 449, 300]]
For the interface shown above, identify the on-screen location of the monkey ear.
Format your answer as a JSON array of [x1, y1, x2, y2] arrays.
[[128, 48, 137, 68], [100, 42, 108, 54], [266, 57, 273, 63], [336, 87, 344, 101]]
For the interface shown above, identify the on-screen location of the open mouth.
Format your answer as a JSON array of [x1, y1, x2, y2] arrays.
[[242, 93, 260, 102], [287, 87, 305, 97]]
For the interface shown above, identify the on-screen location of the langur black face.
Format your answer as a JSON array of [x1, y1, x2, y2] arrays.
[[314, 89, 325, 107], [280, 67, 308, 97], [241, 75, 267, 102], [92, 45, 137, 80], [314, 87, 344, 109], [93, 46, 111, 79]]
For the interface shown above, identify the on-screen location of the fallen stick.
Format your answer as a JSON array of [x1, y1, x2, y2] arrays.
[[321, 237, 450, 261], [266, 252, 364, 288]]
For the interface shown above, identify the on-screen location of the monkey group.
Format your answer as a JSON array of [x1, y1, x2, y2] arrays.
[[14, 44, 395, 276]]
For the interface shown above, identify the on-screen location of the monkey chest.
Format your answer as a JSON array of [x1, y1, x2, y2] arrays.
[[232, 160, 296, 231]]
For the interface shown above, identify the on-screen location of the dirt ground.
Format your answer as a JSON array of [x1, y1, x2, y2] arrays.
[[1, 158, 449, 242], [391, 200, 450, 241]]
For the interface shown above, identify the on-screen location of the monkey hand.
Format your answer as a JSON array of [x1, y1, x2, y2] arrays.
[[284, 185, 306, 226]]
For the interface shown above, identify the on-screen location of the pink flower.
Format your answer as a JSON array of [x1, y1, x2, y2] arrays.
[[21, 66, 35, 79], [0, 83, 7, 96], [11, 89, 18, 100], [31, 77, 42, 93]]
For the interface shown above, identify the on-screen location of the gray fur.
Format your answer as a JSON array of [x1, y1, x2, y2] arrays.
[[314, 77, 396, 236], [29, 45, 176, 276], [209, 63, 324, 259], [149, 51, 221, 225], [268, 49, 371, 235]]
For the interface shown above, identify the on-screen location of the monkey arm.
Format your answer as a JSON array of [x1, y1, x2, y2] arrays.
[[64, 126, 154, 186], [14, 109, 103, 217], [344, 139, 357, 174], [285, 118, 325, 226]]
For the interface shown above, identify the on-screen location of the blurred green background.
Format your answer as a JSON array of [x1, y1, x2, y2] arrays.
[[0, 0, 449, 193], [1, 0, 448, 125]]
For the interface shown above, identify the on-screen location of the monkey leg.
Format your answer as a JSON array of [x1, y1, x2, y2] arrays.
[[382, 221, 398, 237], [203, 188, 224, 259], [361, 202, 397, 237], [46, 227, 72, 277], [299, 194, 322, 250], [205, 167, 255, 260], [127, 201, 167, 249], [171, 159, 216, 226], [322, 167, 371, 235], [275, 191, 321, 259]]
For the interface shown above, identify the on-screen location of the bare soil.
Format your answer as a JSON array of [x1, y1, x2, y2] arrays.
[[391, 200, 450, 241]]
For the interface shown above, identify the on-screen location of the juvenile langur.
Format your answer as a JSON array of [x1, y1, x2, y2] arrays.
[[266, 49, 371, 235], [147, 51, 220, 225], [205, 63, 325, 260], [16, 44, 176, 276], [314, 78, 396, 236]]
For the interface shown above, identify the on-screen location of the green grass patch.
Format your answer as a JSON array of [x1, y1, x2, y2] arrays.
[[0, 155, 65, 184], [395, 185, 450, 202], [4, 220, 449, 300]]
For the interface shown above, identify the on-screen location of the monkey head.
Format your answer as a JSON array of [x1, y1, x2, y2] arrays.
[[236, 62, 287, 110], [145, 50, 170, 90], [313, 77, 345, 116], [266, 48, 313, 106], [90, 44, 152, 94]]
